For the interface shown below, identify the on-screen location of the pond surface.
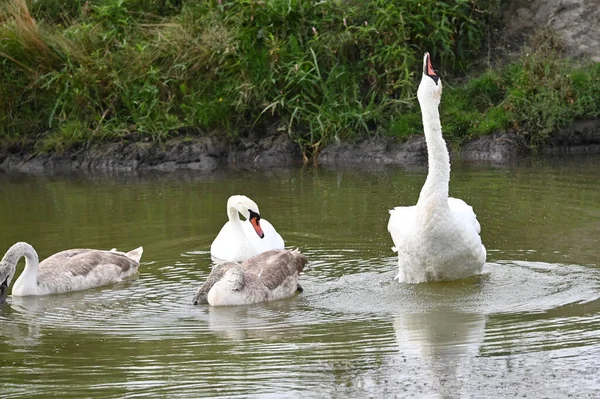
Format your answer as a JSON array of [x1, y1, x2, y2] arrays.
[[1, 156, 599, 398]]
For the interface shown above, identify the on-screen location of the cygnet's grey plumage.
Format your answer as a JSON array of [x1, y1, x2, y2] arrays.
[[34, 248, 141, 294], [0, 242, 143, 302], [193, 249, 307, 306]]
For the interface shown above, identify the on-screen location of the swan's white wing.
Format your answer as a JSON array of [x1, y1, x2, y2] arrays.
[[241, 218, 285, 252], [262, 219, 285, 249], [211, 218, 284, 262], [387, 205, 417, 252], [210, 222, 245, 262], [448, 197, 487, 267], [125, 247, 144, 263], [388, 199, 485, 282], [448, 197, 481, 234]]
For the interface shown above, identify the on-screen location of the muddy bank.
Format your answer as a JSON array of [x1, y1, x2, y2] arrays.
[[0, 132, 513, 174], [542, 120, 600, 154], [2, 120, 599, 174], [0, 133, 302, 174], [317, 120, 600, 166], [318, 132, 529, 167]]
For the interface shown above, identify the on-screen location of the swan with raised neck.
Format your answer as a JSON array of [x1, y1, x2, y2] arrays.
[[417, 52, 449, 208], [387, 52, 486, 283]]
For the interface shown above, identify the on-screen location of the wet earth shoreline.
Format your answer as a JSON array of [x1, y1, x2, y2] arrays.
[[1, 120, 598, 174]]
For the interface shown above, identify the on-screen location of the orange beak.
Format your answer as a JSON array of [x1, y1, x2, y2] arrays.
[[250, 216, 265, 238]]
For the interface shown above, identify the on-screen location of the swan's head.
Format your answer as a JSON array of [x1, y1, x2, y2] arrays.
[[0, 245, 21, 304], [228, 195, 265, 239], [417, 52, 442, 106], [0, 274, 9, 304]]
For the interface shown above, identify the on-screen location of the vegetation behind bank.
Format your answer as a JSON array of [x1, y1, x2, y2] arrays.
[[1, 0, 599, 158]]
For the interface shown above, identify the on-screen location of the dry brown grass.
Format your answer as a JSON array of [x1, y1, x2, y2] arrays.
[[0, 0, 85, 73]]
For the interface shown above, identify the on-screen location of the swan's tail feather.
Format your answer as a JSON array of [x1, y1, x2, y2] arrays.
[[125, 246, 144, 263]]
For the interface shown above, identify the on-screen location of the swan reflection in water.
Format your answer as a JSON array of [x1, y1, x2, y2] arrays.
[[394, 310, 486, 395], [0, 287, 139, 347], [203, 299, 304, 341], [0, 296, 61, 348]]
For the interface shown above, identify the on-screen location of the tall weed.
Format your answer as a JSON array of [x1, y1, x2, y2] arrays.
[[9, 0, 583, 156]]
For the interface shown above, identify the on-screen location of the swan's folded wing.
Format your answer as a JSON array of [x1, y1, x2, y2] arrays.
[[388, 205, 417, 250], [31, 249, 141, 295], [242, 218, 285, 252], [244, 249, 306, 290], [193, 262, 243, 304], [38, 249, 139, 279], [448, 197, 481, 234], [448, 197, 486, 264], [210, 222, 236, 261]]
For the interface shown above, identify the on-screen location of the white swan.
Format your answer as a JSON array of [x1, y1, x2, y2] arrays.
[[193, 249, 306, 306], [210, 195, 284, 262], [0, 242, 143, 302], [387, 52, 486, 283]]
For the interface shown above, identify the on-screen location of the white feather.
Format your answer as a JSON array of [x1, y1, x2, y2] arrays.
[[387, 53, 486, 283], [210, 195, 284, 262]]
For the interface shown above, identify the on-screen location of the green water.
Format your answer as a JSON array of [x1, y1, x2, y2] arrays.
[[1, 156, 599, 398]]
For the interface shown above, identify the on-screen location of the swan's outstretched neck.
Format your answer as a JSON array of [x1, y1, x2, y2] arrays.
[[418, 98, 450, 206], [7, 242, 40, 296]]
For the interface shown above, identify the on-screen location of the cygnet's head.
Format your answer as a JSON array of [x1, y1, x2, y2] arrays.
[[0, 259, 12, 303], [0, 274, 9, 304], [228, 195, 265, 239], [0, 242, 33, 304], [417, 52, 442, 106]]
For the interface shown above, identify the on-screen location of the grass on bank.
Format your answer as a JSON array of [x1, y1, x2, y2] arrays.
[[1, 0, 599, 159], [443, 31, 600, 148], [0, 0, 495, 157], [390, 29, 600, 148]]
